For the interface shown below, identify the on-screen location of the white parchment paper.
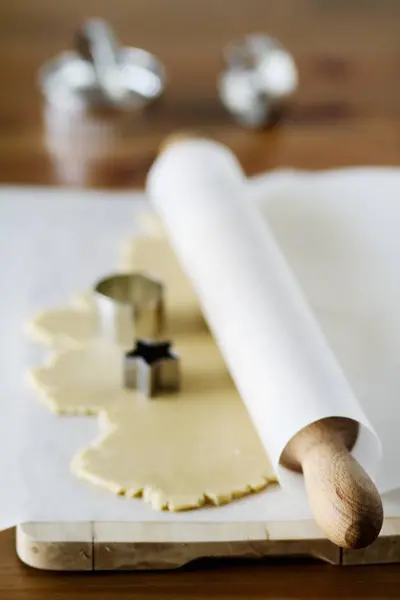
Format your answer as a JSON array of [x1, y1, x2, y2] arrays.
[[1, 167, 400, 529], [147, 140, 381, 486]]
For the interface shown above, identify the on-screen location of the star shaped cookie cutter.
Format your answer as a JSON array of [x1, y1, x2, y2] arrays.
[[124, 339, 181, 397]]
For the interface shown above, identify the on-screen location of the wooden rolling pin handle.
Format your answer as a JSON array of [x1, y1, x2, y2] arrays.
[[281, 417, 383, 549]]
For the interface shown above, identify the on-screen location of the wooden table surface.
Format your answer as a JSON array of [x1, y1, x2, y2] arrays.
[[0, 0, 399, 597], [0, 0, 399, 188]]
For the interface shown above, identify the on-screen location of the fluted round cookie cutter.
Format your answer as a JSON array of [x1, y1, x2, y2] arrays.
[[39, 18, 165, 111], [94, 272, 165, 347], [218, 33, 298, 127]]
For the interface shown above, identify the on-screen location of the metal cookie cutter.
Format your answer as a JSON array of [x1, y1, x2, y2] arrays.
[[218, 34, 298, 128], [39, 18, 165, 111], [94, 273, 164, 347], [124, 339, 181, 397]]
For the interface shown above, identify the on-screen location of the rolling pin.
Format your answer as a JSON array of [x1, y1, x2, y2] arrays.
[[281, 417, 382, 548], [147, 137, 383, 549]]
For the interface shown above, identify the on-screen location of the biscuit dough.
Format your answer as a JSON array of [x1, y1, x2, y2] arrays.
[[28, 218, 276, 510]]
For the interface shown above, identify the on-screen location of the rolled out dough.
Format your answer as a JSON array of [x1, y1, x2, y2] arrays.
[[28, 220, 276, 511]]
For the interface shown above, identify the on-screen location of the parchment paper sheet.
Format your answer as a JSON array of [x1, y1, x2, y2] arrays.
[[1, 170, 400, 529], [147, 140, 381, 485]]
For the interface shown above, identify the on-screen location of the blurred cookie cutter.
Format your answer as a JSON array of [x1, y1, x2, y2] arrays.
[[39, 18, 165, 111], [124, 339, 180, 397], [94, 273, 165, 347], [218, 34, 298, 127]]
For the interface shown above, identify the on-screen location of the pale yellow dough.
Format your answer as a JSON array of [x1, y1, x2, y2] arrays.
[[73, 394, 274, 510], [28, 215, 276, 511]]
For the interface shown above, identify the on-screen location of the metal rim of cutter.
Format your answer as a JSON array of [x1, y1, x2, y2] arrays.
[[95, 272, 164, 307]]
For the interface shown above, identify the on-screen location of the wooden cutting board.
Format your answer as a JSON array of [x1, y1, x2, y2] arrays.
[[19, 230, 400, 569], [16, 518, 400, 569]]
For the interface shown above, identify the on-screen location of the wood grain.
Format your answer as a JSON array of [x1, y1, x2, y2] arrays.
[[2, 526, 400, 599], [0, 0, 399, 188], [282, 418, 383, 549], [1, 0, 400, 596], [16, 521, 339, 572]]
